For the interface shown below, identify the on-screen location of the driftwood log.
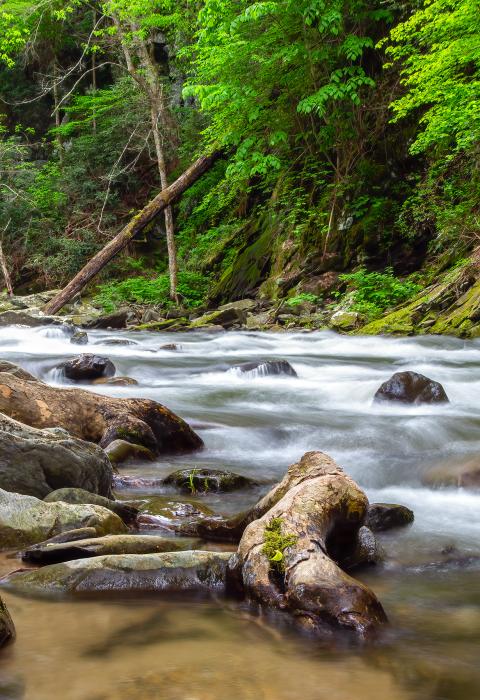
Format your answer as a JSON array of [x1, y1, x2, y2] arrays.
[[226, 452, 387, 639], [0, 363, 202, 454], [44, 151, 220, 315]]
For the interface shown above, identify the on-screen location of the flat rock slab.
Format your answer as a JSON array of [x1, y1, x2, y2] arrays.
[[44, 488, 138, 525], [0, 488, 127, 550], [22, 534, 200, 564], [3, 550, 231, 595]]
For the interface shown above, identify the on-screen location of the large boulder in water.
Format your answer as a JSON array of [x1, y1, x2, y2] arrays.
[[0, 413, 113, 499], [0, 596, 15, 648], [0, 488, 127, 549], [58, 354, 116, 381], [44, 488, 138, 525], [228, 451, 387, 639], [3, 551, 231, 596], [21, 534, 199, 565], [164, 468, 258, 494], [422, 457, 480, 489], [232, 360, 297, 377], [0, 363, 203, 455], [373, 371, 449, 405]]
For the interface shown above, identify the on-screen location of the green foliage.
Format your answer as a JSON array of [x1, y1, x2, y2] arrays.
[[286, 293, 318, 306], [387, 0, 480, 156], [262, 517, 297, 574], [93, 271, 211, 312], [340, 267, 421, 319]]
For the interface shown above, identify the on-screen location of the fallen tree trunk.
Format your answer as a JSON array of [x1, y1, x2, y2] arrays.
[[227, 452, 387, 639], [44, 151, 221, 315], [0, 363, 203, 454], [0, 240, 13, 297]]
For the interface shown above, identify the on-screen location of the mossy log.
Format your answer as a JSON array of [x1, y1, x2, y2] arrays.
[[0, 364, 202, 454], [227, 452, 387, 639]]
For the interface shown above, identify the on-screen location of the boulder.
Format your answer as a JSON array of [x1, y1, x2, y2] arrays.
[[329, 310, 361, 330], [228, 451, 387, 639], [0, 311, 63, 327], [422, 457, 480, 489], [164, 468, 257, 494], [104, 439, 155, 464], [44, 488, 138, 525], [70, 330, 88, 345], [366, 503, 414, 531], [341, 526, 382, 571], [92, 376, 138, 386], [373, 371, 449, 405], [58, 354, 116, 381], [22, 534, 199, 565], [0, 413, 113, 499], [0, 361, 36, 381], [0, 488, 127, 549], [0, 596, 15, 648], [217, 299, 256, 313], [3, 550, 231, 595], [232, 360, 297, 377], [0, 364, 203, 455], [190, 307, 246, 329], [84, 308, 130, 329]]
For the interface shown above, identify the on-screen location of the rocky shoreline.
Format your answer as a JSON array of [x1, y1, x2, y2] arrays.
[[2, 262, 480, 338]]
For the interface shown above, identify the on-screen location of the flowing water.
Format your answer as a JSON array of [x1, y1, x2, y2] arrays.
[[0, 325, 479, 700]]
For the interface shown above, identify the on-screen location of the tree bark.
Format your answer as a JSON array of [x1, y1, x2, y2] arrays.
[[0, 240, 13, 296], [44, 151, 220, 315], [228, 451, 387, 640]]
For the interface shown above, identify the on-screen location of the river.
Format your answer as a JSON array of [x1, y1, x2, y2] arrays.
[[0, 325, 479, 699]]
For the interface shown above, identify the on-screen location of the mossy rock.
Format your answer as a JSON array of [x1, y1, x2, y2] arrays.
[[136, 495, 214, 519], [0, 596, 15, 648], [3, 550, 232, 596], [0, 488, 127, 550], [44, 488, 139, 525], [164, 468, 258, 494]]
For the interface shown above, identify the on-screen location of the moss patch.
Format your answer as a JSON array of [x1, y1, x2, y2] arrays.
[[262, 517, 297, 573]]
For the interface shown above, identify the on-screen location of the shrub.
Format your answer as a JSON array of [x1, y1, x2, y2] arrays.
[[93, 271, 211, 312], [286, 292, 318, 307], [339, 268, 421, 319]]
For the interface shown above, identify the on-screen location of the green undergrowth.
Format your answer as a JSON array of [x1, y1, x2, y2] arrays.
[[339, 267, 421, 320], [262, 517, 297, 574], [93, 271, 211, 312]]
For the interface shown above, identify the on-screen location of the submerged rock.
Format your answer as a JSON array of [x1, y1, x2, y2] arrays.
[[4, 550, 231, 595], [0, 488, 127, 549], [0, 596, 15, 648], [22, 534, 199, 564], [98, 338, 137, 346], [105, 439, 155, 464], [373, 371, 449, 405], [232, 360, 297, 377], [366, 503, 414, 532], [58, 354, 116, 381], [113, 475, 164, 490], [70, 330, 88, 345], [164, 468, 258, 494], [92, 376, 138, 386], [44, 488, 138, 525], [0, 413, 113, 499], [422, 457, 480, 489]]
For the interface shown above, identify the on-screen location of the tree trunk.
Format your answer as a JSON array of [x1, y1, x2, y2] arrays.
[[0, 240, 13, 296], [150, 105, 178, 301], [43, 151, 220, 315], [228, 451, 387, 640]]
